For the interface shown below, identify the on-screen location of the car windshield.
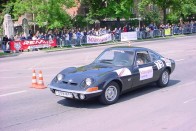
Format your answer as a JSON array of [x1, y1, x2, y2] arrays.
[[94, 49, 134, 66]]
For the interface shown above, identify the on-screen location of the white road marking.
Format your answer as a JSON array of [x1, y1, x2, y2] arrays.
[[28, 66, 65, 70], [183, 98, 196, 104], [175, 59, 185, 62], [0, 76, 30, 79], [0, 74, 54, 79], [0, 90, 27, 97], [0, 68, 31, 72]]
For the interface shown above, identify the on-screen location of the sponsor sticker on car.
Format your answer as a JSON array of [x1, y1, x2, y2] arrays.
[[139, 66, 153, 80], [161, 58, 172, 67], [115, 68, 132, 77], [154, 60, 164, 70]]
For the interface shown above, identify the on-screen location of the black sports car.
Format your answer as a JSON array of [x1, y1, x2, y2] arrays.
[[49, 46, 175, 105]]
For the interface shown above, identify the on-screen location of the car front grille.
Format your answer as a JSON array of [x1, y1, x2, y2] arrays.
[[63, 81, 78, 86]]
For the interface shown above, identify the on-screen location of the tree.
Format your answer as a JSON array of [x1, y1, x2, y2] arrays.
[[138, 0, 176, 24], [82, 0, 134, 27], [0, 0, 16, 35], [138, 0, 196, 24], [9, 0, 75, 30], [167, 0, 196, 23]]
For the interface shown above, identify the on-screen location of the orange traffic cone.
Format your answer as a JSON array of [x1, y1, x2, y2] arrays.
[[36, 70, 47, 89], [31, 70, 37, 88]]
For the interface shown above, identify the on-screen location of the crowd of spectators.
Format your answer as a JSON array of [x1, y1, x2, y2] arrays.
[[1, 20, 196, 51], [12, 20, 196, 40]]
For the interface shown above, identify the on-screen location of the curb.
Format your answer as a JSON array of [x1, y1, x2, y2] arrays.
[[45, 41, 122, 53], [45, 34, 195, 53]]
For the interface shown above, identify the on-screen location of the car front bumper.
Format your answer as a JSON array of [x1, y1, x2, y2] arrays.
[[48, 84, 103, 100]]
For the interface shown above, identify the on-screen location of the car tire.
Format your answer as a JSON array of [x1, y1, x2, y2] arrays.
[[157, 69, 170, 87], [99, 82, 120, 105]]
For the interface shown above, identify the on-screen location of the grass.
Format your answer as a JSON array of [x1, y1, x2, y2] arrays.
[[0, 52, 12, 57], [0, 52, 5, 56]]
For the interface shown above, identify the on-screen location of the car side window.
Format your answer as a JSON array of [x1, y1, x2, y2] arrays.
[[149, 51, 160, 62], [136, 51, 151, 66]]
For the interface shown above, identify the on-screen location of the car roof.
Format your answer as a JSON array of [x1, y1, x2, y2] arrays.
[[107, 46, 149, 51]]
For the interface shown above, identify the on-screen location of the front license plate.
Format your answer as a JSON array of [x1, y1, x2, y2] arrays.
[[55, 90, 73, 98]]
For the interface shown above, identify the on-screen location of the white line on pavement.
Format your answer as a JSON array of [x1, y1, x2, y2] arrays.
[[0, 76, 30, 79], [0, 90, 27, 97], [183, 98, 196, 104], [28, 66, 65, 70], [175, 59, 185, 62], [0, 74, 54, 79]]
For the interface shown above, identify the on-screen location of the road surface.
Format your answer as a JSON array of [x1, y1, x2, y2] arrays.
[[0, 36, 196, 131]]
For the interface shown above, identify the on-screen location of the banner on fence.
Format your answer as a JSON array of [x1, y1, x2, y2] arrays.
[[121, 32, 137, 41], [87, 34, 112, 44], [164, 28, 171, 36], [9, 39, 57, 51]]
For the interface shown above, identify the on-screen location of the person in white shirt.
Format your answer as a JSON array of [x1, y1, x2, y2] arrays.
[[65, 32, 70, 46], [32, 35, 37, 40]]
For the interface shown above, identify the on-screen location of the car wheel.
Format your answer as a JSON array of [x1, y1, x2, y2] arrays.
[[99, 82, 120, 105], [157, 69, 170, 87]]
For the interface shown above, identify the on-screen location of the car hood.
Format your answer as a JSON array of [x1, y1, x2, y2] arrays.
[[60, 64, 120, 83]]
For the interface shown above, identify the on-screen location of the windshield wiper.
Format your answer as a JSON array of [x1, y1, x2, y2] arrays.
[[99, 59, 113, 64]]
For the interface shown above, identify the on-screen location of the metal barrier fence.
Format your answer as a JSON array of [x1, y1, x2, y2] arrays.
[[137, 26, 196, 39], [50, 26, 196, 47]]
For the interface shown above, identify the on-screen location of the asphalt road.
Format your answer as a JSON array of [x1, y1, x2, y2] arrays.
[[0, 36, 196, 131]]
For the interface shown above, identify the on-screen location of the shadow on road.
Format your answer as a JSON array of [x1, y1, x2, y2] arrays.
[[57, 79, 181, 109], [118, 79, 180, 103]]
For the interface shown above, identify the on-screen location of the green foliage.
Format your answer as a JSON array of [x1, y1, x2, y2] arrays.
[[82, 0, 134, 21], [34, 0, 73, 29], [167, 0, 196, 22], [167, 14, 179, 23], [138, 0, 175, 24], [72, 15, 88, 28], [13, 0, 40, 17], [144, 11, 161, 24], [139, 0, 196, 24], [1, 0, 75, 30], [0, 0, 16, 35], [1, 0, 195, 31]]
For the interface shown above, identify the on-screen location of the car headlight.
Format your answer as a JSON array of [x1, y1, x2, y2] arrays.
[[85, 78, 93, 86], [57, 74, 64, 81]]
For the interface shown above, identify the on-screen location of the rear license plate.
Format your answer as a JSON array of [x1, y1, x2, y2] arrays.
[[55, 90, 73, 98]]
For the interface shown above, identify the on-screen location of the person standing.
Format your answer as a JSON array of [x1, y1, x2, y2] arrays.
[[83, 30, 87, 44], [2, 35, 8, 52], [69, 30, 73, 45], [73, 31, 77, 45], [65, 32, 70, 46], [76, 30, 81, 45]]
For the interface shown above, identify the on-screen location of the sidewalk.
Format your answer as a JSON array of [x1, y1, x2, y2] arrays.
[[0, 33, 195, 58]]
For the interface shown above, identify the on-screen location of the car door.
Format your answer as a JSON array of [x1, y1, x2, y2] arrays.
[[148, 51, 164, 81], [114, 51, 134, 91], [131, 50, 159, 88]]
